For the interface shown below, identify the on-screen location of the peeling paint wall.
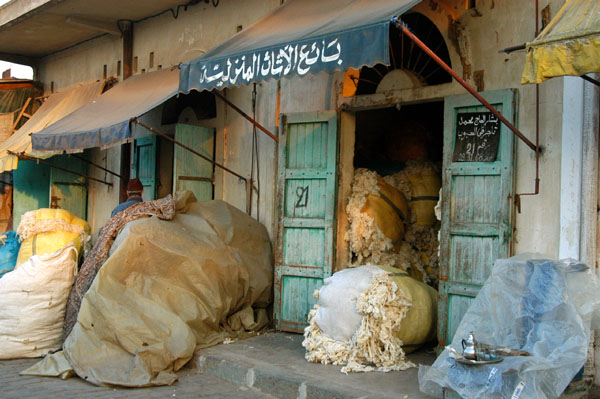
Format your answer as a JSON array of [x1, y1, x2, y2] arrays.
[[37, 0, 281, 91], [86, 146, 120, 241], [409, 0, 567, 258], [37, 0, 576, 258]]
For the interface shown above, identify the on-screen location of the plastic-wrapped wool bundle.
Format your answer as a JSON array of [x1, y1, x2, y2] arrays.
[[302, 265, 437, 374]]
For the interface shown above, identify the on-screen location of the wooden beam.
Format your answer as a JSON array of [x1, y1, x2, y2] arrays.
[[340, 82, 463, 111], [11, 97, 31, 133]]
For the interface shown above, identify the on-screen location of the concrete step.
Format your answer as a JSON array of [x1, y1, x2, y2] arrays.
[[192, 332, 436, 399]]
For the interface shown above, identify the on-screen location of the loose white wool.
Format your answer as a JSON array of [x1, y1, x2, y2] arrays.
[[345, 169, 397, 267], [302, 272, 415, 374]]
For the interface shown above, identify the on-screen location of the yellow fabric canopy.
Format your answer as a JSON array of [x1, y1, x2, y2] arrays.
[[0, 80, 105, 173], [522, 0, 600, 84]]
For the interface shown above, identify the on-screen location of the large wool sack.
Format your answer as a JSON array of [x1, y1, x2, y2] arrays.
[[406, 168, 441, 228], [16, 208, 89, 266], [23, 200, 273, 387], [0, 244, 78, 359], [361, 177, 409, 244], [304, 265, 437, 373], [382, 265, 438, 350]]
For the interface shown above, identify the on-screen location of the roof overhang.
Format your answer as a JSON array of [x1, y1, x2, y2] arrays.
[[0, 0, 189, 64], [31, 68, 179, 153]]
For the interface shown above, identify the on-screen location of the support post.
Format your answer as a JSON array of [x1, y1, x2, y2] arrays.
[[132, 119, 253, 215], [8, 151, 112, 186], [69, 153, 121, 179]]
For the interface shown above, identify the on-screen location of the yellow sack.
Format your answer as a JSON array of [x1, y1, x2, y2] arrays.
[[379, 265, 437, 352], [406, 168, 441, 227], [361, 177, 409, 244], [16, 209, 90, 267]]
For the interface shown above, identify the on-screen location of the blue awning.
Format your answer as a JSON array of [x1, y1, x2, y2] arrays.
[[31, 68, 179, 153], [179, 0, 420, 93]]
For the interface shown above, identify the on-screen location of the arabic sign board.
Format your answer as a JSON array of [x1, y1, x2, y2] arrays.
[[452, 112, 501, 162], [180, 22, 390, 93]]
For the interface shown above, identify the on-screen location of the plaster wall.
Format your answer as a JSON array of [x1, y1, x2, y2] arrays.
[[86, 146, 120, 240], [36, 0, 571, 255], [37, 0, 281, 92], [37, 34, 121, 93], [409, 0, 566, 258]]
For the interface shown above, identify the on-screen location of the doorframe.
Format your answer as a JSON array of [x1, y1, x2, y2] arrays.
[[336, 89, 461, 272]]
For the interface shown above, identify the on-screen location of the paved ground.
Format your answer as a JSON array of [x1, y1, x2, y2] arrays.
[[0, 357, 273, 399], [194, 332, 437, 399]]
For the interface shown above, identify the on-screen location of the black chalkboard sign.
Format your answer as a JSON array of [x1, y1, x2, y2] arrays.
[[452, 112, 501, 162]]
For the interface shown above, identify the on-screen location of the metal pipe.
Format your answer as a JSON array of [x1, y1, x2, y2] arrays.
[[132, 118, 248, 183], [212, 90, 279, 143], [69, 153, 122, 179], [516, 0, 541, 206], [9, 151, 113, 186], [581, 75, 600, 87], [394, 18, 539, 152], [497, 43, 526, 54]]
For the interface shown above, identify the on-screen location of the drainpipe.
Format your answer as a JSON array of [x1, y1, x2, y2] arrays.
[[580, 73, 600, 384], [119, 20, 133, 202], [558, 77, 584, 260]]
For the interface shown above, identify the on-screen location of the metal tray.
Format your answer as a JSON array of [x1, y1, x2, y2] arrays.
[[455, 357, 503, 365]]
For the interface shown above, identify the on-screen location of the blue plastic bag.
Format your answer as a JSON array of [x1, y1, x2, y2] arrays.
[[0, 231, 21, 278]]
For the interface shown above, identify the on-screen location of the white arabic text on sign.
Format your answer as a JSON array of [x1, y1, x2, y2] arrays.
[[200, 38, 343, 88]]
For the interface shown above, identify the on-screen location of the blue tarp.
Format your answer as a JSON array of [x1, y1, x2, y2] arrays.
[[31, 68, 179, 153], [179, 0, 420, 93], [0, 231, 20, 278]]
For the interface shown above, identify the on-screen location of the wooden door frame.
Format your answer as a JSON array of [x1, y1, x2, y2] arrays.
[[274, 110, 339, 332]]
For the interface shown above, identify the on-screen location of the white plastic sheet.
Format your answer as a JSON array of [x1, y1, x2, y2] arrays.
[[418, 254, 600, 399]]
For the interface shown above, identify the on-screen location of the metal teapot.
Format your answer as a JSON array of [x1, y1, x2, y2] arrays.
[[461, 331, 478, 360]]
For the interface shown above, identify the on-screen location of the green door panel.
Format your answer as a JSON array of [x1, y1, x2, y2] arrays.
[[133, 136, 157, 201], [274, 111, 338, 332], [438, 89, 516, 347], [173, 124, 215, 201], [13, 160, 51, 228], [49, 154, 89, 221]]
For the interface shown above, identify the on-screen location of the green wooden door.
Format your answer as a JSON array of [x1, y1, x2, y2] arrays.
[[274, 111, 338, 332], [133, 136, 157, 201], [49, 154, 88, 220], [13, 160, 51, 228], [173, 124, 215, 201], [438, 90, 516, 347]]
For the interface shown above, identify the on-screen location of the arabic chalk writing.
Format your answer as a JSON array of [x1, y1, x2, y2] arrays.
[[452, 111, 501, 162]]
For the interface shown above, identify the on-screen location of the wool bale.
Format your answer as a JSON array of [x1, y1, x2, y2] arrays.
[[407, 168, 441, 228], [16, 208, 90, 267], [0, 244, 78, 359], [360, 177, 409, 244], [303, 265, 437, 373], [382, 265, 437, 350], [346, 169, 409, 267]]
